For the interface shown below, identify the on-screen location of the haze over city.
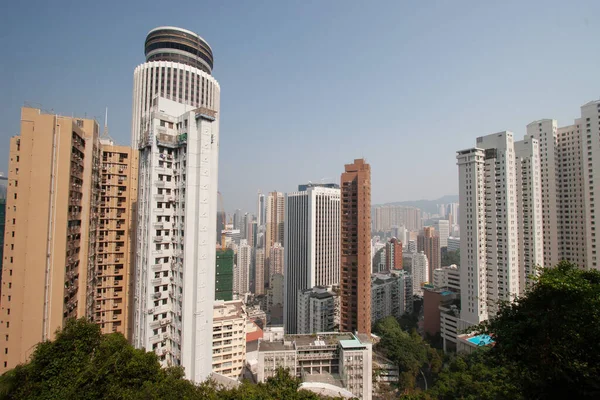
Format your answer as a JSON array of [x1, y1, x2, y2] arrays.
[[2, 0, 600, 212]]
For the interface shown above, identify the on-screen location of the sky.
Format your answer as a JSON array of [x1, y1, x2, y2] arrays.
[[1, 0, 599, 213]]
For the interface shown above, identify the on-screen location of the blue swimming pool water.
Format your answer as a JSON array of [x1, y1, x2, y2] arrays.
[[467, 334, 494, 346]]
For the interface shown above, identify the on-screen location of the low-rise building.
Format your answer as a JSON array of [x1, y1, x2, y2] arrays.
[[371, 271, 413, 324], [423, 287, 460, 338], [212, 300, 247, 379], [439, 302, 460, 352], [256, 332, 373, 399], [297, 286, 337, 334]]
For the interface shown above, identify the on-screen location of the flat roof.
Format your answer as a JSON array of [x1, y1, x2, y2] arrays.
[[339, 339, 364, 349]]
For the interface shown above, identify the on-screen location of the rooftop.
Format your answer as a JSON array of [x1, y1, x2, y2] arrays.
[[258, 333, 358, 352]]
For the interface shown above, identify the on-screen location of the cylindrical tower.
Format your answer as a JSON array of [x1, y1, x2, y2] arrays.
[[131, 26, 220, 147]]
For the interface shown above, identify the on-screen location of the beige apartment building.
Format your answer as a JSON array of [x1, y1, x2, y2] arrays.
[[212, 300, 247, 379], [0, 107, 100, 372], [95, 140, 138, 338]]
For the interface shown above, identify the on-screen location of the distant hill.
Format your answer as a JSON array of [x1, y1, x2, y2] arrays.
[[373, 195, 459, 215]]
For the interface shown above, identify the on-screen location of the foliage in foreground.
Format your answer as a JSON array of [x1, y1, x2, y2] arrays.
[[0, 319, 340, 400], [401, 261, 600, 399]]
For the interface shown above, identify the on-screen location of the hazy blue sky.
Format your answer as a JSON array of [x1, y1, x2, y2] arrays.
[[1, 0, 599, 213]]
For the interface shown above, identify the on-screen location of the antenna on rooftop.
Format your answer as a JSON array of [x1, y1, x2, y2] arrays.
[[101, 107, 114, 143]]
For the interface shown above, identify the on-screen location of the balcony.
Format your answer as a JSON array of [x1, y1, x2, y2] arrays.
[[153, 236, 164, 243]]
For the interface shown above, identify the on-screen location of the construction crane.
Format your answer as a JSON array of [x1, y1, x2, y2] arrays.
[[217, 191, 227, 250]]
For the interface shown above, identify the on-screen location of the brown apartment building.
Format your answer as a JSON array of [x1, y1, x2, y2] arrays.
[[0, 107, 100, 372], [0, 108, 139, 373], [96, 140, 138, 338], [418, 226, 440, 280], [340, 159, 372, 335]]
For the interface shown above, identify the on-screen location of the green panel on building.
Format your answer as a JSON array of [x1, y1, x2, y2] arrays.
[[215, 248, 234, 301]]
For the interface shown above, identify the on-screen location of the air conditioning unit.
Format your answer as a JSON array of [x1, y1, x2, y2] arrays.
[[147, 308, 154, 314]]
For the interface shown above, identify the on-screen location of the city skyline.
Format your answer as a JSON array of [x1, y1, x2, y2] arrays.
[[2, 1, 600, 213]]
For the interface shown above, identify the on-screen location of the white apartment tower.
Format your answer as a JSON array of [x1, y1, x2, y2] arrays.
[[132, 27, 220, 383], [284, 185, 341, 334], [526, 120, 559, 267], [514, 136, 544, 292], [411, 251, 429, 295], [457, 132, 521, 325], [434, 220, 450, 248], [580, 100, 600, 270], [556, 122, 586, 267], [235, 240, 252, 296]]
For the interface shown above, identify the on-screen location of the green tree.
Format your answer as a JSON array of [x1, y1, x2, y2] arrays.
[[0, 319, 343, 400], [373, 316, 440, 393], [474, 261, 600, 399]]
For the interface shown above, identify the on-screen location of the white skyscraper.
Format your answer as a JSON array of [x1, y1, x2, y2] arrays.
[[411, 251, 429, 295], [235, 240, 252, 296], [515, 136, 544, 291], [434, 220, 450, 248], [284, 185, 341, 333], [580, 100, 600, 270], [132, 27, 220, 383], [556, 122, 586, 268], [526, 119, 559, 267], [457, 132, 521, 326]]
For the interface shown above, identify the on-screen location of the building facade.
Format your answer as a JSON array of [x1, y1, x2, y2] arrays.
[[95, 142, 139, 337], [296, 286, 337, 334], [385, 237, 403, 271], [340, 159, 372, 336], [457, 132, 521, 326], [254, 248, 266, 295], [215, 248, 234, 301], [514, 136, 544, 291], [432, 265, 460, 291], [371, 271, 412, 324], [234, 240, 252, 296], [132, 26, 221, 383], [526, 120, 559, 267], [284, 185, 340, 333], [417, 227, 440, 279], [411, 252, 429, 295], [212, 300, 246, 378], [256, 332, 372, 399], [0, 108, 99, 372]]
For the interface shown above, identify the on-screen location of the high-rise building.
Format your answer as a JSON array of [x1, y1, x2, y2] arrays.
[[233, 209, 243, 231], [457, 132, 520, 326], [265, 192, 284, 250], [0, 108, 100, 373], [556, 122, 586, 268], [371, 271, 413, 323], [212, 300, 246, 378], [373, 205, 422, 232], [95, 141, 139, 338], [433, 220, 450, 248], [257, 191, 266, 227], [526, 120, 559, 268], [215, 249, 234, 301], [411, 252, 429, 295], [296, 286, 337, 334], [131, 26, 217, 146], [417, 227, 440, 279], [269, 242, 284, 278], [580, 100, 600, 270], [131, 27, 220, 383], [340, 159, 372, 336], [283, 185, 340, 333], [254, 248, 266, 295], [514, 136, 544, 291], [235, 240, 252, 296], [385, 237, 403, 271], [0, 175, 7, 292], [216, 211, 226, 245]]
